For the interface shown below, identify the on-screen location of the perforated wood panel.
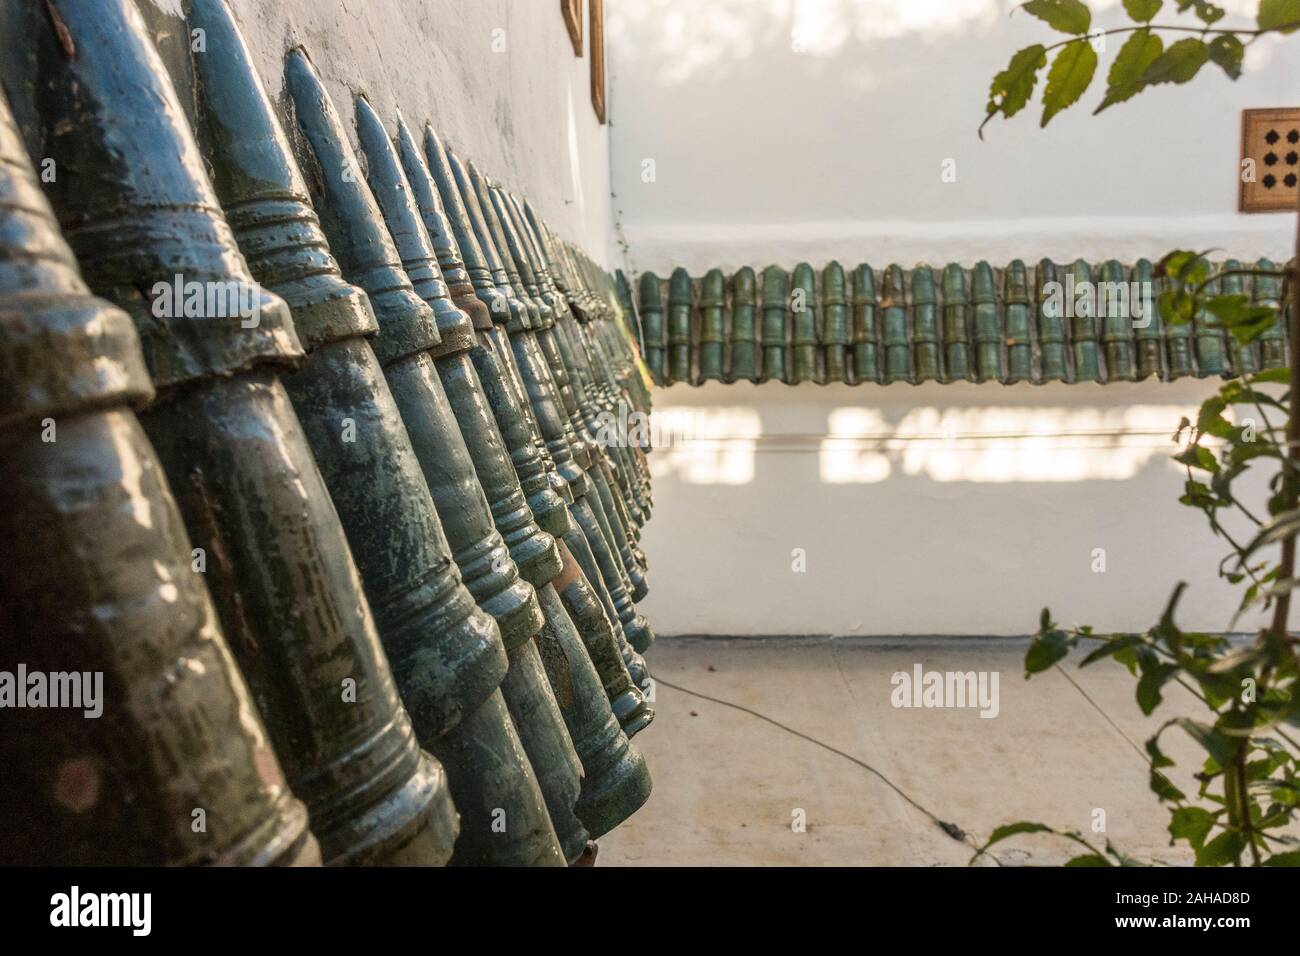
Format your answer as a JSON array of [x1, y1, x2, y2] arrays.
[[1240, 108, 1300, 213]]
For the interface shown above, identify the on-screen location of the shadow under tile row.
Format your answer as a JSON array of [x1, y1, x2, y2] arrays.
[[0, 0, 657, 866], [635, 259, 1292, 387]]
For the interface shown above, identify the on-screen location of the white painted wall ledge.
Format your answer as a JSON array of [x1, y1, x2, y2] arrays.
[[621, 215, 1296, 276]]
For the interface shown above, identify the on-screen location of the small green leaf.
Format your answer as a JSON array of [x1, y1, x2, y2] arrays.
[[1146, 733, 1175, 768], [1042, 40, 1098, 126], [1096, 28, 1163, 112], [1207, 34, 1244, 79], [1174, 444, 1219, 473], [1159, 288, 1195, 325], [1196, 393, 1233, 439], [1025, 628, 1074, 675], [1174, 718, 1237, 766], [1205, 294, 1277, 343], [984, 821, 1053, 846], [1263, 849, 1300, 865], [977, 816, 1060, 858], [1157, 248, 1216, 284], [1272, 786, 1299, 806], [1169, 806, 1216, 849], [1204, 293, 1249, 319], [1155, 583, 1187, 641], [1253, 367, 1290, 385], [1140, 38, 1209, 87], [1259, 0, 1300, 33], [1150, 765, 1186, 801], [1179, 479, 1216, 508], [983, 44, 1048, 133], [1022, 0, 1092, 34], [1136, 662, 1178, 714], [1194, 2, 1226, 25], [1242, 507, 1300, 560], [1114, 645, 1141, 676], [1244, 757, 1276, 782], [1177, 252, 1212, 284], [1159, 580, 1186, 618], [1196, 829, 1245, 866], [1123, 0, 1163, 21], [1065, 853, 1112, 866], [1156, 249, 1194, 277], [1149, 723, 1180, 770], [1080, 633, 1144, 666]]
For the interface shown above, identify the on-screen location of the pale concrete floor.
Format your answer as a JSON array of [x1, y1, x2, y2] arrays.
[[600, 636, 1211, 866]]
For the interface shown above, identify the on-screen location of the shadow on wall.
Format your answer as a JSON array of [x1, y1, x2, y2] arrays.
[[635, 381, 1273, 636], [649, 401, 1201, 485]]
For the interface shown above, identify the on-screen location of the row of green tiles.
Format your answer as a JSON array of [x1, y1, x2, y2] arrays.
[[635, 259, 1291, 386]]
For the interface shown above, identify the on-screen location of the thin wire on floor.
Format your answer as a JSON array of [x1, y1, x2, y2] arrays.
[[654, 677, 983, 857]]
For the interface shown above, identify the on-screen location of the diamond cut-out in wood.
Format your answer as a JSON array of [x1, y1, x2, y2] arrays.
[[1241, 108, 1300, 213]]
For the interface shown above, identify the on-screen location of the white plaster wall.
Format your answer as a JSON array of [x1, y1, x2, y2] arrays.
[[638, 380, 1273, 636], [603, 0, 1294, 635], [607, 0, 1299, 273], [209, 0, 615, 266]]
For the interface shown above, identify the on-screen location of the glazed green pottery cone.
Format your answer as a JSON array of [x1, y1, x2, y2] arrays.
[[358, 119, 650, 838], [639, 271, 665, 384], [1035, 260, 1068, 382], [940, 263, 972, 383], [730, 267, 760, 382], [760, 266, 789, 383], [667, 267, 693, 385], [285, 50, 540, 647], [354, 95, 562, 595], [790, 262, 818, 385], [448, 150, 655, 654], [1100, 259, 1138, 381], [0, 87, 317, 867], [1067, 259, 1102, 383], [968, 261, 1002, 383], [499, 637, 590, 863], [821, 261, 849, 384], [878, 264, 910, 384], [178, 4, 577, 866], [25, 0, 454, 866], [534, 583, 653, 837], [1003, 260, 1032, 384], [425, 689, 565, 866], [286, 51, 584, 863], [851, 264, 880, 385], [552, 541, 654, 737], [911, 266, 940, 383], [1131, 259, 1164, 380], [394, 115, 573, 543]]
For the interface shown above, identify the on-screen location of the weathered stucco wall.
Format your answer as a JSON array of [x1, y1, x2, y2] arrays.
[[189, 0, 616, 266]]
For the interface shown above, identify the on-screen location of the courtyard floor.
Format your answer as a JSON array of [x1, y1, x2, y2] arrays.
[[600, 635, 1208, 866]]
